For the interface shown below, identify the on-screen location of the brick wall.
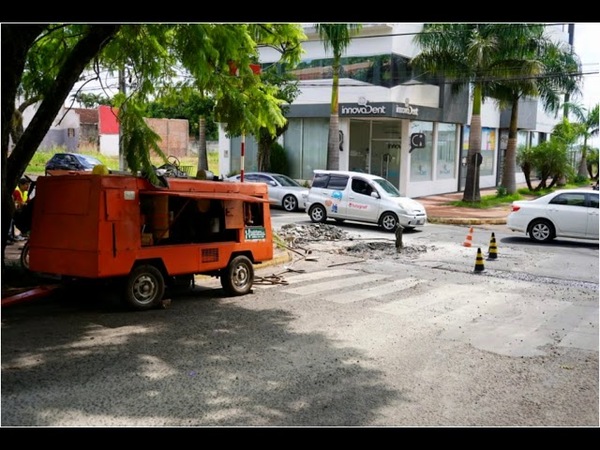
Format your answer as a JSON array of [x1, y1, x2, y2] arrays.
[[144, 118, 190, 157]]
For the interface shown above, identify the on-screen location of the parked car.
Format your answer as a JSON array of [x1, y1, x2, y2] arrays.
[[305, 170, 427, 232], [227, 172, 309, 212], [45, 152, 103, 176], [506, 188, 599, 243]]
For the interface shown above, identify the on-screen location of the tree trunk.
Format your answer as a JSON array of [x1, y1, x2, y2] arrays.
[[326, 53, 341, 170], [197, 116, 208, 172], [462, 84, 482, 202], [2, 24, 120, 269], [501, 99, 519, 194]]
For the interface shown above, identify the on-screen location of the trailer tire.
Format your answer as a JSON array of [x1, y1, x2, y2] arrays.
[[220, 255, 254, 296], [124, 264, 165, 311]]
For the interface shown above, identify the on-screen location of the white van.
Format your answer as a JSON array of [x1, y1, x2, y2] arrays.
[[305, 170, 427, 232]]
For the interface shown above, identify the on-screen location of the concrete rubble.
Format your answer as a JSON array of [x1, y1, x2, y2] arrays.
[[274, 223, 431, 259]]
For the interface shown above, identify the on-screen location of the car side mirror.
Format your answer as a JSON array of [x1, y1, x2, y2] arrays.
[[371, 191, 379, 199]]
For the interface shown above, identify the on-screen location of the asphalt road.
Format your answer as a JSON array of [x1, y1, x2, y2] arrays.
[[1, 218, 598, 427]]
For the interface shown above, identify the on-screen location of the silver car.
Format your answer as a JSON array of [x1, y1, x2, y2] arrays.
[[227, 172, 309, 212]]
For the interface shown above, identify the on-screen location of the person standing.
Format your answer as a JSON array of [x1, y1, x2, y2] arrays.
[[10, 177, 31, 242]]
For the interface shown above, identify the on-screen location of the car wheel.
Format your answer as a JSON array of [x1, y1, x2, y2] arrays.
[[528, 219, 555, 243], [282, 194, 298, 212], [380, 212, 399, 232], [124, 264, 165, 311], [308, 204, 327, 223], [221, 255, 254, 296]]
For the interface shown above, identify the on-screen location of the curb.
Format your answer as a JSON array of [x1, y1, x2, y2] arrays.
[[427, 218, 507, 225], [254, 249, 293, 270]]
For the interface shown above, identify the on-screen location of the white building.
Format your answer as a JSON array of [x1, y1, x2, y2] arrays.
[[219, 23, 573, 197]]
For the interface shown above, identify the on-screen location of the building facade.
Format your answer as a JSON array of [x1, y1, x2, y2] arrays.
[[219, 23, 572, 197]]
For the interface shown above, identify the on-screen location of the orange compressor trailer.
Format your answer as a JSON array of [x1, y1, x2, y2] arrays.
[[28, 173, 274, 310]]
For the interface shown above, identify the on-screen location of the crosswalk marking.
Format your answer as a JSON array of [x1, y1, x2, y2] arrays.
[[256, 268, 359, 289], [284, 273, 390, 296], [327, 278, 423, 304]]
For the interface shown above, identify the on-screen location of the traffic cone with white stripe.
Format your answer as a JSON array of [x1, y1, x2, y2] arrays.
[[462, 226, 474, 247], [474, 247, 485, 273], [487, 233, 498, 260]]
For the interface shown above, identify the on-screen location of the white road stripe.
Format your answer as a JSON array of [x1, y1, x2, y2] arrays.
[[284, 273, 390, 296], [327, 278, 423, 304]]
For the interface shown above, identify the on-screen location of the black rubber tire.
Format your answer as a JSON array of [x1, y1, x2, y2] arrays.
[[308, 204, 327, 223], [124, 265, 165, 311], [282, 194, 298, 212], [380, 212, 399, 232], [20, 240, 30, 270], [528, 219, 555, 243], [220, 255, 254, 296]]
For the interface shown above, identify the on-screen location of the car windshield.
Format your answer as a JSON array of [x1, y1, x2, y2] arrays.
[[272, 174, 302, 187], [373, 178, 401, 197], [78, 154, 102, 168]]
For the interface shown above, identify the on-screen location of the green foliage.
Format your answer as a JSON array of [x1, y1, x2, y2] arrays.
[[496, 186, 508, 197], [269, 141, 289, 175], [451, 192, 524, 209]]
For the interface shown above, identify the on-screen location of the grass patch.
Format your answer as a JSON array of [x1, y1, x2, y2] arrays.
[[450, 182, 592, 209]]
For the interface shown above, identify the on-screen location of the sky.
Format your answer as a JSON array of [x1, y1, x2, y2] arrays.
[[573, 23, 599, 110]]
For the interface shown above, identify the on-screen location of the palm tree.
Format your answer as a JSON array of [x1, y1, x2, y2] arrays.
[[568, 103, 599, 178], [487, 25, 581, 194], [412, 24, 571, 201], [315, 24, 362, 170]]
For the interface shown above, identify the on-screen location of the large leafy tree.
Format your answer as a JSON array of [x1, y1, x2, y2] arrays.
[[1, 23, 305, 268], [315, 23, 362, 170], [486, 25, 581, 194], [412, 24, 572, 202]]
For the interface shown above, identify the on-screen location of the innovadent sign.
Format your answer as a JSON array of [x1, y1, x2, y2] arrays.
[[340, 97, 387, 116], [339, 97, 421, 118]]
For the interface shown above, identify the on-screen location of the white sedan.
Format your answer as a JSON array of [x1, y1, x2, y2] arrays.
[[227, 172, 309, 212], [506, 188, 599, 243]]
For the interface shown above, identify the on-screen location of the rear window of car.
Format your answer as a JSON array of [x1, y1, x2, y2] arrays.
[[311, 173, 349, 190]]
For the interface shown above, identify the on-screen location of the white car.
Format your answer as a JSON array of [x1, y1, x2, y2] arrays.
[[506, 188, 599, 243], [305, 170, 427, 232], [227, 172, 309, 212]]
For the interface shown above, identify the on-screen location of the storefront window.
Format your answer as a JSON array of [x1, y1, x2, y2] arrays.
[[436, 123, 457, 179], [462, 125, 496, 176], [409, 121, 433, 181], [284, 118, 329, 180]]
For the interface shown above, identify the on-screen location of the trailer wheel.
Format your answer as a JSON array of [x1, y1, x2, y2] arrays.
[[220, 255, 254, 296], [125, 265, 165, 310]]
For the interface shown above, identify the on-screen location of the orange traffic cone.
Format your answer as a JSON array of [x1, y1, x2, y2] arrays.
[[487, 232, 498, 260], [474, 247, 485, 273], [462, 226, 474, 247]]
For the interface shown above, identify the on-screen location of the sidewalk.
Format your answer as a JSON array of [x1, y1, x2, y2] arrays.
[[416, 186, 512, 226]]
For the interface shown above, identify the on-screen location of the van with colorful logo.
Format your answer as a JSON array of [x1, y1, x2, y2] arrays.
[[305, 170, 427, 232]]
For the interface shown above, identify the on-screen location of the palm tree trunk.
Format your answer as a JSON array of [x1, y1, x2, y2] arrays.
[[197, 116, 208, 172], [327, 54, 341, 170], [463, 84, 482, 202], [501, 99, 519, 194]]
